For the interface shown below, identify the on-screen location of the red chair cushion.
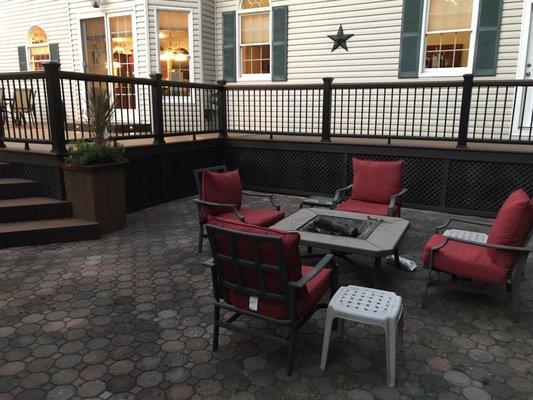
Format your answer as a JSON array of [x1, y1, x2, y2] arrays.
[[421, 234, 507, 284], [207, 216, 304, 297], [487, 189, 533, 271], [217, 207, 285, 227], [200, 169, 243, 222], [335, 199, 399, 217], [351, 159, 404, 204], [227, 265, 331, 320]]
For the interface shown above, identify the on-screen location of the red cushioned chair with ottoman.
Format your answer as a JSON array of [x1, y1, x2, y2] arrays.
[[205, 216, 338, 375], [332, 159, 408, 217], [193, 165, 285, 253], [420, 189, 533, 320]]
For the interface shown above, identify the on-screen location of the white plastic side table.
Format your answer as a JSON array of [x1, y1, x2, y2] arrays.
[[320, 285, 403, 387]]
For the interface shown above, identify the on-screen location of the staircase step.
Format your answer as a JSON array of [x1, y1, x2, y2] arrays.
[[0, 178, 41, 199], [0, 163, 16, 178], [0, 218, 99, 248], [0, 197, 73, 223]]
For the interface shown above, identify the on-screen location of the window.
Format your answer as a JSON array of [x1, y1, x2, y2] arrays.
[[27, 27, 50, 71], [238, 0, 271, 79], [81, 18, 108, 75], [422, 0, 477, 74], [157, 9, 191, 95]]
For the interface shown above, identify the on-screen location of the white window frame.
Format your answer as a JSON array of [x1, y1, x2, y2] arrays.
[[236, 0, 272, 82], [418, 0, 480, 77], [26, 26, 50, 71], [154, 6, 195, 102]]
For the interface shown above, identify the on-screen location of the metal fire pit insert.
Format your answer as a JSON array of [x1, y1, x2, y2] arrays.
[[298, 215, 380, 240]]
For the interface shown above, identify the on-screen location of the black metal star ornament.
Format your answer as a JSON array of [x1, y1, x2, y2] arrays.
[[328, 25, 353, 52]]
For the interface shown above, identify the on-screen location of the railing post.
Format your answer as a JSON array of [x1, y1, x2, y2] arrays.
[[457, 73, 473, 148], [321, 77, 333, 143], [43, 62, 66, 154], [0, 107, 5, 148], [217, 80, 228, 138], [150, 73, 165, 145]]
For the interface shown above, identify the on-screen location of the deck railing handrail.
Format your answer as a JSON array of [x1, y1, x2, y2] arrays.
[[1, 62, 533, 153]]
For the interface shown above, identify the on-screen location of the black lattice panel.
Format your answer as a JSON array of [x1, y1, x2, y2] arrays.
[[12, 163, 62, 199], [226, 148, 345, 194], [447, 160, 533, 212], [125, 156, 163, 209], [345, 155, 445, 207]]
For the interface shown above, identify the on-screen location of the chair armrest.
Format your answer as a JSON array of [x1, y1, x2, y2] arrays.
[[289, 254, 334, 289], [446, 237, 533, 253], [242, 191, 281, 211], [388, 188, 408, 215], [192, 198, 244, 222], [435, 217, 493, 234], [332, 184, 353, 209]]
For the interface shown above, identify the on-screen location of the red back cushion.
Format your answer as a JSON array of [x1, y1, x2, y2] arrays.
[[487, 189, 533, 270], [351, 159, 405, 204], [207, 216, 304, 297], [200, 169, 243, 220]]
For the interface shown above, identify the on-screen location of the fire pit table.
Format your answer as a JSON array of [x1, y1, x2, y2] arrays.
[[273, 208, 411, 287]]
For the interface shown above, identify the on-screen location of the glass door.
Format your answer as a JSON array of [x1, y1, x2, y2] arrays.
[[109, 15, 136, 111]]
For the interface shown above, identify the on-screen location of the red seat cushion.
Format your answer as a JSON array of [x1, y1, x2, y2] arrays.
[[335, 198, 400, 217], [200, 169, 243, 222], [217, 207, 285, 227], [207, 216, 303, 297], [227, 265, 332, 320], [421, 234, 508, 284], [487, 189, 533, 271], [351, 159, 404, 204]]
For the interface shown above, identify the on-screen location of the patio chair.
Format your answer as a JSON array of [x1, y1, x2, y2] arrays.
[[205, 216, 338, 375], [420, 189, 533, 320], [193, 165, 285, 253], [332, 159, 407, 217], [12, 88, 36, 127]]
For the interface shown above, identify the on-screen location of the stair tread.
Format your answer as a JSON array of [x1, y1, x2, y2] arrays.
[[0, 197, 68, 207], [0, 178, 38, 185], [0, 218, 98, 233]]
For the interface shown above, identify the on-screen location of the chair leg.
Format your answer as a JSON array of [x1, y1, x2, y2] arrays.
[[393, 249, 400, 268], [336, 318, 345, 339], [197, 223, 204, 254], [398, 313, 404, 347], [212, 304, 220, 351], [287, 325, 296, 376], [385, 320, 397, 387], [320, 313, 335, 370]]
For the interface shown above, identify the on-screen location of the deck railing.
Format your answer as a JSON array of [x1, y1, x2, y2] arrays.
[[1, 62, 532, 153]]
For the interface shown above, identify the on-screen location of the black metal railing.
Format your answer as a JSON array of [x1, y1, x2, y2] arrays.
[[1, 62, 533, 153]]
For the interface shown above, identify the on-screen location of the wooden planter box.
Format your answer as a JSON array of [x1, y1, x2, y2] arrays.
[[63, 161, 128, 234]]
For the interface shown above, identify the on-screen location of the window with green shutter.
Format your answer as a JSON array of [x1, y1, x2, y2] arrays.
[[223, 11, 237, 82], [272, 6, 288, 81], [399, 0, 424, 78], [473, 0, 502, 76]]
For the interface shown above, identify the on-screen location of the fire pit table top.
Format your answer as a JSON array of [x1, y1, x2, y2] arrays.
[[273, 208, 411, 256]]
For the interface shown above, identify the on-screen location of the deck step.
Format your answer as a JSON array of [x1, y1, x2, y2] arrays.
[[0, 163, 16, 178], [0, 178, 41, 199], [0, 197, 73, 223], [0, 218, 99, 248]]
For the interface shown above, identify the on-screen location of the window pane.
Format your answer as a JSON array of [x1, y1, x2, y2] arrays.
[[81, 18, 107, 75], [427, 0, 473, 32], [29, 46, 50, 71], [425, 31, 470, 68], [241, 44, 270, 74], [109, 15, 135, 109], [241, 12, 269, 44], [158, 10, 190, 91], [28, 27, 48, 45], [242, 0, 269, 9]]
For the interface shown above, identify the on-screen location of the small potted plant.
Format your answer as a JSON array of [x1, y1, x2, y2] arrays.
[[63, 88, 128, 234]]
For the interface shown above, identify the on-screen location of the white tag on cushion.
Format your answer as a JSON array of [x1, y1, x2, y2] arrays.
[[249, 296, 259, 311]]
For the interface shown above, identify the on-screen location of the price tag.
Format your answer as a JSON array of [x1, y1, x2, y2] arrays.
[[249, 296, 259, 311]]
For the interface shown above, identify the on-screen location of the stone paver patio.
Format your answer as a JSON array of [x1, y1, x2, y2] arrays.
[[0, 194, 532, 400]]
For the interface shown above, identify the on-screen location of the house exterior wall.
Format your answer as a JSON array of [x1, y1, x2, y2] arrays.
[[214, 0, 524, 83]]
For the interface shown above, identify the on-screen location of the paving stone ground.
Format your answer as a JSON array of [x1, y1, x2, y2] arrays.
[[0, 194, 532, 400]]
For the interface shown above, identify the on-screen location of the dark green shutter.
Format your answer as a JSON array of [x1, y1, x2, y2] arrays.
[[223, 11, 236, 82], [473, 0, 502, 76], [271, 6, 288, 81], [49, 43, 60, 63], [17, 46, 27, 71], [398, 0, 424, 78]]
